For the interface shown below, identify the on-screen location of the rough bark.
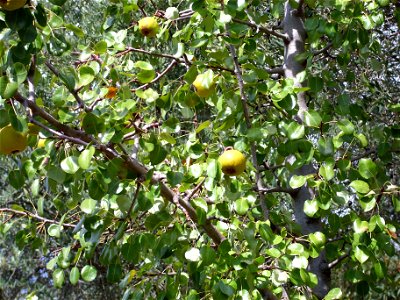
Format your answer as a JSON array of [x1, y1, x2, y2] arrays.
[[282, 1, 330, 298]]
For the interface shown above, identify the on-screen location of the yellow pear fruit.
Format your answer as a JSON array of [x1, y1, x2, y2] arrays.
[[138, 17, 159, 38], [0, 125, 28, 155], [0, 0, 26, 11], [193, 72, 215, 98], [218, 149, 246, 176]]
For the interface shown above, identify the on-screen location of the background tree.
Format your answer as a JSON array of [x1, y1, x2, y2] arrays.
[[0, 0, 399, 299]]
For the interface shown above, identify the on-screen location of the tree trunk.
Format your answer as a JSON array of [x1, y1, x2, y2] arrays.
[[282, 1, 330, 298]]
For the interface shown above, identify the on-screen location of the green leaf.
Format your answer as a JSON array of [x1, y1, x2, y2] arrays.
[[266, 248, 281, 258], [218, 281, 234, 296], [82, 113, 105, 135], [289, 175, 307, 189], [65, 23, 85, 38], [234, 198, 249, 216], [52, 269, 65, 288], [246, 127, 263, 142], [145, 210, 173, 231], [69, 266, 80, 285], [149, 144, 167, 165], [81, 265, 97, 282], [318, 137, 334, 157], [48, 224, 62, 238], [207, 159, 219, 178], [369, 215, 385, 232], [354, 246, 369, 264], [355, 133, 368, 148], [309, 232, 326, 247], [48, 166, 66, 184], [338, 119, 355, 135], [319, 163, 334, 181], [94, 40, 107, 53], [304, 110, 322, 127], [107, 264, 123, 283], [358, 158, 377, 179], [323, 288, 343, 300], [60, 156, 80, 174], [350, 180, 370, 194], [286, 122, 305, 140], [13, 62, 27, 84], [304, 199, 319, 217], [196, 120, 211, 133], [8, 170, 25, 190], [353, 219, 368, 234], [80, 198, 97, 214], [136, 88, 159, 103], [287, 243, 305, 255], [116, 195, 131, 214], [78, 146, 95, 170], [79, 66, 95, 86], [0, 76, 18, 99]]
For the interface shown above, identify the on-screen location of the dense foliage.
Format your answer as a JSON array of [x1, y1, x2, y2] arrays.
[[0, 0, 399, 299]]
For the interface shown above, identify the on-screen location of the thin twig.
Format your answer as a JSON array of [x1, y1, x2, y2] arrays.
[[233, 18, 289, 41], [183, 178, 206, 202], [327, 253, 349, 269], [116, 47, 182, 61], [132, 60, 178, 91], [225, 14, 270, 220], [45, 61, 88, 111], [0, 208, 76, 228], [312, 42, 333, 56], [258, 187, 296, 195], [126, 182, 141, 220]]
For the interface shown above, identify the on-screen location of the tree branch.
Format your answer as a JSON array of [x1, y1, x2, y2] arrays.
[[45, 61, 88, 112], [116, 47, 183, 61], [225, 16, 270, 220], [0, 208, 76, 228], [327, 253, 349, 269], [132, 60, 178, 91], [233, 18, 289, 42], [258, 187, 297, 195]]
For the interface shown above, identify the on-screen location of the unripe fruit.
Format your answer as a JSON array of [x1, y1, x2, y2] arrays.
[[0, 125, 28, 155], [218, 149, 246, 176], [138, 17, 159, 38], [193, 72, 215, 98], [0, 0, 26, 11]]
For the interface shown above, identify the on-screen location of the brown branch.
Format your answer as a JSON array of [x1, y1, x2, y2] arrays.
[[312, 42, 333, 56], [126, 182, 141, 220], [183, 178, 205, 202], [233, 18, 289, 41], [327, 253, 349, 269], [132, 60, 178, 91], [350, 148, 376, 162], [45, 61, 88, 111], [225, 20, 270, 220], [258, 187, 296, 195], [0, 208, 76, 228], [116, 47, 183, 61]]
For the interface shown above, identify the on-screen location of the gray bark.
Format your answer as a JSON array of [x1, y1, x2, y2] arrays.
[[283, 1, 330, 298]]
